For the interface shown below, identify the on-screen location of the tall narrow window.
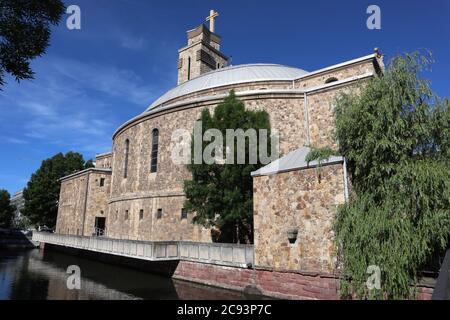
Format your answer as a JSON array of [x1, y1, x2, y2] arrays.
[[181, 208, 188, 220], [187, 57, 191, 81], [124, 139, 129, 178], [150, 129, 159, 173]]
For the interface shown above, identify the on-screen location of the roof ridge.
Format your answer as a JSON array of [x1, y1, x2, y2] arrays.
[[187, 63, 304, 81]]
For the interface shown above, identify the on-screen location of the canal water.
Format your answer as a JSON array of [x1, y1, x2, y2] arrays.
[[0, 249, 261, 300]]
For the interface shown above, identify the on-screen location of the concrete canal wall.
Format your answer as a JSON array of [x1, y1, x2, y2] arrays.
[[33, 232, 434, 300]]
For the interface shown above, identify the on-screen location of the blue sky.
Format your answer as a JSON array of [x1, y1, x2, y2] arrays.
[[0, 0, 449, 194]]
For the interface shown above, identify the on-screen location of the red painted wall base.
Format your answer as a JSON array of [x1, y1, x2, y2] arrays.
[[173, 260, 434, 300]]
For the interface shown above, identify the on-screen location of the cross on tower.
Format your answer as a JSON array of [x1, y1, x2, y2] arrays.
[[206, 9, 219, 33]]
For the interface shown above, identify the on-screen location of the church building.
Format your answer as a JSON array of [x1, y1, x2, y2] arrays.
[[55, 11, 384, 278]]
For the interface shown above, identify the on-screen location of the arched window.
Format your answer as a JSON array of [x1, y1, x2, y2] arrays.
[[150, 129, 159, 173], [325, 77, 338, 84], [124, 139, 129, 178]]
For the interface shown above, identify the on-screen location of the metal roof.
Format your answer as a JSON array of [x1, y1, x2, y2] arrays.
[[145, 64, 309, 112], [251, 146, 343, 177]]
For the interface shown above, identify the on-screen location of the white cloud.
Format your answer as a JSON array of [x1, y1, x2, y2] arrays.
[[119, 35, 146, 50], [0, 54, 170, 158], [48, 56, 160, 105], [3, 137, 28, 145]]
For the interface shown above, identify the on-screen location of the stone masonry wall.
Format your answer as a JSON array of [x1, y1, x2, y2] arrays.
[[294, 59, 376, 89], [307, 82, 362, 149], [106, 195, 210, 242], [83, 171, 111, 236], [253, 164, 346, 274], [56, 170, 111, 237], [95, 153, 112, 169], [56, 174, 88, 235], [108, 94, 311, 242]]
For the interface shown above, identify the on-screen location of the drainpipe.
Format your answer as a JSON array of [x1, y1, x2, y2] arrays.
[[343, 157, 349, 202], [81, 173, 90, 236], [303, 92, 311, 146]]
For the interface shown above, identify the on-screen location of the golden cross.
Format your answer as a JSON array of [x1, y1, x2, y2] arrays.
[[206, 9, 219, 33]]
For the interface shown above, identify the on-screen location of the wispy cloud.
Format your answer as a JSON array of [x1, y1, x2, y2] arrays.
[[0, 54, 169, 158], [119, 35, 146, 50], [3, 137, 29, 145]]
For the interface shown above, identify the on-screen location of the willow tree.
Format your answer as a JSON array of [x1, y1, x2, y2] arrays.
[[334, 52, 450, 299]]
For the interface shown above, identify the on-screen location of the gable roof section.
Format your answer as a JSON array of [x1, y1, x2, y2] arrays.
[[251, 146, 343, 177]]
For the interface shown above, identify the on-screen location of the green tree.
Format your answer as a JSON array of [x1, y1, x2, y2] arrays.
[[0, 189, 15, 228], [334, 52, 450, 299], [84, 158, 95, 169], [22, 152, 91, 228], [184, 91, 273, 243], [0, 0, 65, 86]]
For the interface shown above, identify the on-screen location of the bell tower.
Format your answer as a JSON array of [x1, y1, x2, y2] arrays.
[[177, 10, 229, 85]]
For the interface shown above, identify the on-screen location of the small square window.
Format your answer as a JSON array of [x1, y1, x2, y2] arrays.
[[100, 178, 105, 187], [139, 209, 144, 220], [181, 208, 188, 220], [156, 208, 162, 219], [125, 210, 129, 220]]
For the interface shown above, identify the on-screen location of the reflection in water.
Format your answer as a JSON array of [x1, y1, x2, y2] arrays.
[[0, 249, 261, 300]]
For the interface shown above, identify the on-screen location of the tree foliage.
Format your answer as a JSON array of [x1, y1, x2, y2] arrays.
[[334, 52, 450, 299], [305, 146, 339, 166], [184, 91, 272, 243], [0, 189, 15, 228], [0, 0, 65, 86], [22, 152, 93, 228]]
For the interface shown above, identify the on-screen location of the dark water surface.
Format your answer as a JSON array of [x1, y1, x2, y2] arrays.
[[0, 249, 260, 300]]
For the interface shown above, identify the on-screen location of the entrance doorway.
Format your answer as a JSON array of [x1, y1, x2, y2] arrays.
[[94, 217, 106, 236]]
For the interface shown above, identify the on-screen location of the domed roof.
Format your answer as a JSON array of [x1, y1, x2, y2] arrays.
[[145, 64, 309, 112]]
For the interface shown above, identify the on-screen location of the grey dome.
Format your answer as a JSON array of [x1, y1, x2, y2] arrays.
[[145, 64, 309, 112]]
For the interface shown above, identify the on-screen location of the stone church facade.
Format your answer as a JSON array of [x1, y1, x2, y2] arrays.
[[55, 18, 384, 276]]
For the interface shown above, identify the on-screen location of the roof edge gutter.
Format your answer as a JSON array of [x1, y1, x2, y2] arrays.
[[113, 72, 374, 140]]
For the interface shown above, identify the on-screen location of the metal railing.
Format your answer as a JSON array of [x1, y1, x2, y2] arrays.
[[32, 232, 254, 268], [92, 227, 105, 237]]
